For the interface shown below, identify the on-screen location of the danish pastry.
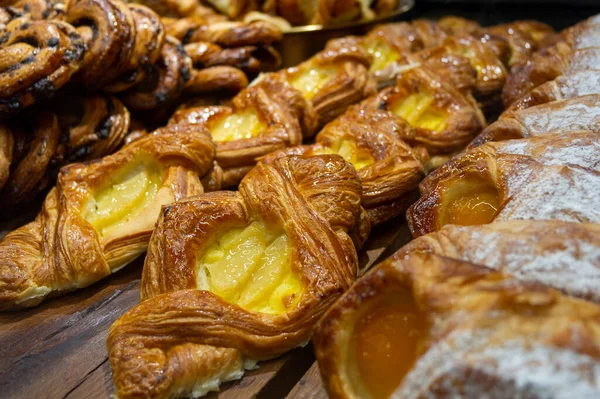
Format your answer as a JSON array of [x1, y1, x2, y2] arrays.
[[0, 123, 216, 310], [262, 103, 425, 225], [408, 132, 600, 236], [315, 250, 600, 399], [107, 154, 367, 398]]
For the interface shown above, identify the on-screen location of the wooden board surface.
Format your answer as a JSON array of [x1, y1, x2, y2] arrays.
[[0, 215, 412, 399]]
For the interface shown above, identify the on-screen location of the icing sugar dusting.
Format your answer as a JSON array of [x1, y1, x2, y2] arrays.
[[393, 329, 600, 399], [497, 136, 600, 170], [559, 71, 600, 99], [497, 164, 600, 223], [518, 99, 600, 134], [566, 48, 600, 73]]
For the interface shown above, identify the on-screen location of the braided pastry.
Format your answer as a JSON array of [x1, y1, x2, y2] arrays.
[[315, 248, 600, 399], [0, 123, 216, 310], [107, 154, 366, 398], [407, 132, 600, 237], [0, 93, 130, 205]]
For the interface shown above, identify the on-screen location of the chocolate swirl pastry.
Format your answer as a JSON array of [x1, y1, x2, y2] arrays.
[[0, 93, 130, 206]]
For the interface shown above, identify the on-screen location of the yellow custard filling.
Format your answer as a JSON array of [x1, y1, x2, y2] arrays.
[[83, 158, 162, 237], [363, 38, 401, 72], [289, 65, 337, 100], [197, 221, 303, 314], [315, 138, 375, 170], [210, 109, 265, 143], [440, 175, 500, 228], [389, 92, 448, 132]]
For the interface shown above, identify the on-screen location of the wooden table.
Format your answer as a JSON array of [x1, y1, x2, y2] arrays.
[[0, 212, 411, 399]]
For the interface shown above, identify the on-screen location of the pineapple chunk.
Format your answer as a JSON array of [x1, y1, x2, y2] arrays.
[[289, 65, 337, 100], [210, 109, 265, 143], [83, 159, 161, 236], [390, 93, 448, 132], [363, 38, 401, 72], [197, 221, 303, 314]]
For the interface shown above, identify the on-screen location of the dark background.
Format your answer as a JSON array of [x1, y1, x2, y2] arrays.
[[411, 0, 600, 29]]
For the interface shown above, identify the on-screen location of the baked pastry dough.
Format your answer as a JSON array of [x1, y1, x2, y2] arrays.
[[107, 154, 367, 398], [408, 132, 600, 236], [400, 220, 600, 303], [361, 65, 485, 155], [503, 14, 600, 107], [262, 103, 425, 225], [471, 94, 600, 146], [170, 78, 307, 187], [315, 250, 600, 399], [0, 123, 216, 310]]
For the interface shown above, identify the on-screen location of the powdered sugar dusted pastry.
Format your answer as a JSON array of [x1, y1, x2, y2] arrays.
[[315, 250, 600, 399], [0, 124, 216, 310], [408, 132, 600, 237], [108, 155, 367, 398]]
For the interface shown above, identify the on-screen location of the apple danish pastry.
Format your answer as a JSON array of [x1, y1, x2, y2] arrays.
[[315, 250, 600, 399], [0, 123, 216, 310], [107, 154, 367, 398], [407, 132, 600, 236]]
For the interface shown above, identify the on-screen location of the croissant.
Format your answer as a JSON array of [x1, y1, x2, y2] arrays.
[[107, 154, 367, 398], [170, 78, 307, 187], [360, 64, 485, 156], [0, 93, 130, 206], [0, 123, 216, 310], [315, 249, 600, 399], [407, 132, 600, 237], [262, 103, 425, 226], [503, 14, 600, 107], [471, 94, 600, 146]]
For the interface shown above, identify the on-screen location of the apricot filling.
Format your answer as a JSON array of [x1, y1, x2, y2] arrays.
[[440, 176, 500, 228], [288, 65, 337, 100], [197, 221, 303, 314], [352, 295, 427, 399], [363, 38, 401, 72], [389, 92, 448, 132], [209, 109, 265, 142], [83, 158, 162, 237], [314, 138, 375, 170]]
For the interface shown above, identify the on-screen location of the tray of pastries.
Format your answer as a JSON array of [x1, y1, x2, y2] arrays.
[[0, 0, 599, 398]]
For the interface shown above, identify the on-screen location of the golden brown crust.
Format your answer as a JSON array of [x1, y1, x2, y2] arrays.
[[0, 123, 216, 310], [408, 132, 600, 237], [315, 250, 600, 399], [108, 154, 366, 398], [485, 21, 554, 69]]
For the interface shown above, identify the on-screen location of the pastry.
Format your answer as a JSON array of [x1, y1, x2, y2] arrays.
[[361, 64, 485, 156], [170, 78, 307, 187], [315, 250, 600, 399], [0, 123, 216, 310], [0, 94, 130, 206], [399, 220, 600, 303], [503, 14, 600, 107], [471, 94, 600, 146], [107, 154, 367, 398], [262, 103, 425, 226], [407, 132, 600, 237]]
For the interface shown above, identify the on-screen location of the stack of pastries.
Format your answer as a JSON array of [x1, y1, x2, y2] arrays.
[[314, 13, 600, 399], [0, 4, 598, 398]]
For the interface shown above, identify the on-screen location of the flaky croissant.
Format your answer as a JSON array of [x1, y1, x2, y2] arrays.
[[107, 154, 367, 398], [0, 123, 216, 310], [262, 102, 425, 226], [315, 249, 600, 399], [408, 132, 600, 237]]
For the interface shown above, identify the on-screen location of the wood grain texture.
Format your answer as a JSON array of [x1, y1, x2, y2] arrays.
[[0, 214, 410, 399]]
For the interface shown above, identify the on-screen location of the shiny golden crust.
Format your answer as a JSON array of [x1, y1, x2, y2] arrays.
[[408, 132, 600, 237], [203, 0, 257, 19], [362, 65, 485, 154], [315, 250, 600, 399], [108, 154, 366, 398], [0, 123, 216, 310], [180, 20, 282, 47], [185, 41, 281, 75], [400, 220, 600, 303], [262, 103, 425, 225], [471, 95, 600, 147], [171, 78, 308, 188]]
